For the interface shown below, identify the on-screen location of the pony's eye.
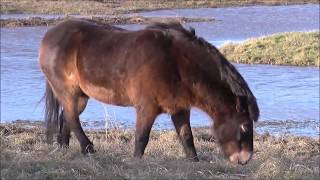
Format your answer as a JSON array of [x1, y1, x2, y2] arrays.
[[240, 124, 248, 132]]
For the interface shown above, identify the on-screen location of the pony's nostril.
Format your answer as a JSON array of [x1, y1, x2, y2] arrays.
[[229, 151, 252, 165], [228, 153, 240, 164], [239, 150, 252, 165]]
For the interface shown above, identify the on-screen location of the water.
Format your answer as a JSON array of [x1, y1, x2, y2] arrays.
[[136, 4, 320, 42], [1, 5, 319, 136]]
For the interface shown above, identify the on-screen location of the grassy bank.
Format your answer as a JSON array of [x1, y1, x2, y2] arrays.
[[1, 123, 319, 179], [1, 0, 318, 15], [220, 31, 320, 66]]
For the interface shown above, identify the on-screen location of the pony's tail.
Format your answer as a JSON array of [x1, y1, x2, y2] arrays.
[[44, 81, 61, 144]]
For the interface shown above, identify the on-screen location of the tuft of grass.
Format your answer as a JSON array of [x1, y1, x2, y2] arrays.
[[219, 31, 320, 66], [1, 0, 319, 15], [1, 123, 319, 179]]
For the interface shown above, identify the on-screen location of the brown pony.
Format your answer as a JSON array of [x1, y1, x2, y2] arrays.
[[39, 19, 259, 164]]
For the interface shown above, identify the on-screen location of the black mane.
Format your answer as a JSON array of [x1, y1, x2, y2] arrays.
[[146, 22, 195, 40], [147, 22, 259, 121]]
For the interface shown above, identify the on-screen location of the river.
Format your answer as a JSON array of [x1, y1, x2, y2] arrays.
[[1, 5, 319, 136]]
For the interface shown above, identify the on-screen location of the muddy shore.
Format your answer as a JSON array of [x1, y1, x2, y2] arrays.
[[0, 16, 214, 28]]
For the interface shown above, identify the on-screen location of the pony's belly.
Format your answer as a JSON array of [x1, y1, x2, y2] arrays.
[[79, 82, 132, 106]]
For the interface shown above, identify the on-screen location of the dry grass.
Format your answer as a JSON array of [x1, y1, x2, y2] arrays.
[[220, 31, 320, 66], [1, 123, 319, 179], [1, 0, 318, 15]]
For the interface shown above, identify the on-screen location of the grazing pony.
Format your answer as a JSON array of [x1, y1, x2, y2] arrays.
[[39, 19, 259, 164]]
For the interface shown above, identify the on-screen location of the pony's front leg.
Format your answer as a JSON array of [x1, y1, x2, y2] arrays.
[[171, 109, 199, 161], [134, 105, 160, 158]]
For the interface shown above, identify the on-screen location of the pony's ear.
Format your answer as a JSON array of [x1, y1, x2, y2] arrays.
[[248, 99, 260, 122], [236, 96, 247, 113]]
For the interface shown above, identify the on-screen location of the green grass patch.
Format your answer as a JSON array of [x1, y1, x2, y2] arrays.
[[219, 31, 320, 66]]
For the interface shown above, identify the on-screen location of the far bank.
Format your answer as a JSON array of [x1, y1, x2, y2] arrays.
[[1, 0, 318, 15]]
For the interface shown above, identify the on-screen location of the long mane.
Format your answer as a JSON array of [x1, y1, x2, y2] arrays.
[[146, 22, 259, 121]]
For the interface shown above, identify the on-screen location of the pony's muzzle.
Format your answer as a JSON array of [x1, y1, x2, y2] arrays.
[[228, 150, 252, 165]]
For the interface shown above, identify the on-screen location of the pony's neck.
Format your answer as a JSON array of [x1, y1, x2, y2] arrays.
[[190, 81, 235, 120], [173, 38, 236, 120]]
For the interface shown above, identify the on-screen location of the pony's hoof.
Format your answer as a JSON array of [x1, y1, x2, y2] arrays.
[[59, 144, 70, 149], [57, 136, 70, 148], [187, 156, 199, 162], [133, 152, 143, 159], [82, 144, 95, 154]]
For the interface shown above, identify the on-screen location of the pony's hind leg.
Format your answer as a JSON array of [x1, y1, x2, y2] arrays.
[[57, 111, 70, 147], [61, 93, 93, 154], [171, 109, 198, 161], [57, 95, 88, 148]]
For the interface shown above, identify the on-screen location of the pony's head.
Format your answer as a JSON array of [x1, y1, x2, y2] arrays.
[[213, 96, 258, 165], [146, 22, 259, 164]]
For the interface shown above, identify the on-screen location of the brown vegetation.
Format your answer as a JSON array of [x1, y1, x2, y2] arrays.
[[1, 123, 319, 179], [0, 16, 213, 28]]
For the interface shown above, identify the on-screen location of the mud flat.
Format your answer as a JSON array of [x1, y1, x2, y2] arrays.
[[0, 16, 214, 28]]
